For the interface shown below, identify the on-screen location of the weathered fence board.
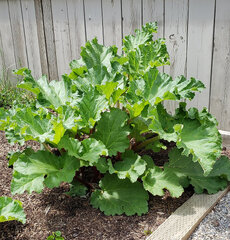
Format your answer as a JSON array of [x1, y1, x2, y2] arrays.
[[51, 0, 72, 77], [21, 0, 42, 78], [210, 0, 230, 131], [8, 0, 28, 69], [67, 0, 86, 59], [164, 0, 188, 114], [122, 0, 142, 37], [102, 0, 122, 52], [34, 0, 49, 77], [84, 0, 103, 43], [186, 0, 215, 110], [1, 0, 230, 131], [0, 1, 16, 82], [41, 0, 58, 81]]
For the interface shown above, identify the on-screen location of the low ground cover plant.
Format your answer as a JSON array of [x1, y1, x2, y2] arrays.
[[1, 22, 230, 217], [0, 80, 34, 109]]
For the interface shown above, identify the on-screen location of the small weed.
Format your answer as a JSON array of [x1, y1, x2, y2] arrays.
[[143, 229, 152, 236], [46, 231, 64, 240]]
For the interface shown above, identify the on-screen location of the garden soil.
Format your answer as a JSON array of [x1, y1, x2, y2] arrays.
[[1, 131, 228, 240]]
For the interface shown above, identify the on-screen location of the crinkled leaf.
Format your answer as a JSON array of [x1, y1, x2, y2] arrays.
[[96, 82, 118, 100], [58, 136, 108, 164], [166, 148, 230, 194], [90, 174, 148, 216], [77, 87, 108, 128], [13, 108, 65, 144], [16, 69, 73, 108], [142, 165, 184, 197], [0, 196, 26, 224], [93, 108, 130, 156], [124, 40, 169, 79], [127, 68, 204, 105], [108, 150, 146, 182], [11, 151, 80, 194], [81, 38, 116, 70], [11, 172, 45, 194], [123, 22, 158, 52], [148, 103, 222, 175], [56, 106, 79, 134]]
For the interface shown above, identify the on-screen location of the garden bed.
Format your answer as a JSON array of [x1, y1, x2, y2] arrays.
[[1, 130, 230, 240], [0, 130, 194, 240]]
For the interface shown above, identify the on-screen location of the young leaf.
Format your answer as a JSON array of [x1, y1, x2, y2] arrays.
[[0, 196, 26, 224], [58, 136, 108, 165], [108, 150, 146, 182], [123, 22, 158, 52], [91, 174, 148, 216], [66, 180, 87, 197]]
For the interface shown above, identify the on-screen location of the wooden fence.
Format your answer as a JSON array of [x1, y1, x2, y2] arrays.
[[0, 0, 230, 131]]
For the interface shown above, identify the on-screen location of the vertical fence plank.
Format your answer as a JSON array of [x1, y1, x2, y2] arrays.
[[143, 0, 164, 39], [84, 0, 103, 43], [102, 0, 122, 52], [21, 0, 42, 78], [164, 0, 188, 114], [8, 0, 28, 69], [34, 0, 49, 77], [210, 0, 230, 131], [0, 0, 17, 83], [122, 0, 142, 37], [42, 0, 58, 81], [186, 0, 215, 110], [51, 0, 72, 78], [67, 0, 86, 59]]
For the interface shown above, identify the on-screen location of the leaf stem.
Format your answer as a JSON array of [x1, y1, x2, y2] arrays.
[[42, 143, 52, 153], [133, 135, 160, 151]]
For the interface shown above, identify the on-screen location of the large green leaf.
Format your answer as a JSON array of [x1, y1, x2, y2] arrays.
[[142, 165, 184, 197], [148, 103, 222, 175], [0, 196, 26, 224], [15, 69, 74, 109], [11, 151, 80, 194], [76, 87, 108, 128], [13, 107, 65, 144], [92, 108, 130, 156], [165, 148, 230, 194], [90, 174, 148, 216], [58, 135, 108, 165], [81, 38, 116, 70], [127, 68, 204, 105], [108, 150, 146, 182]]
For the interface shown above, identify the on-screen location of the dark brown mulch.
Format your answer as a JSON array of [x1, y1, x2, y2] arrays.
[[3, 131, 229, 240]]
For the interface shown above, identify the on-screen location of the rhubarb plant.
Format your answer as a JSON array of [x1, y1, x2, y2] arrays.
[[1, 22, 229, 216]]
